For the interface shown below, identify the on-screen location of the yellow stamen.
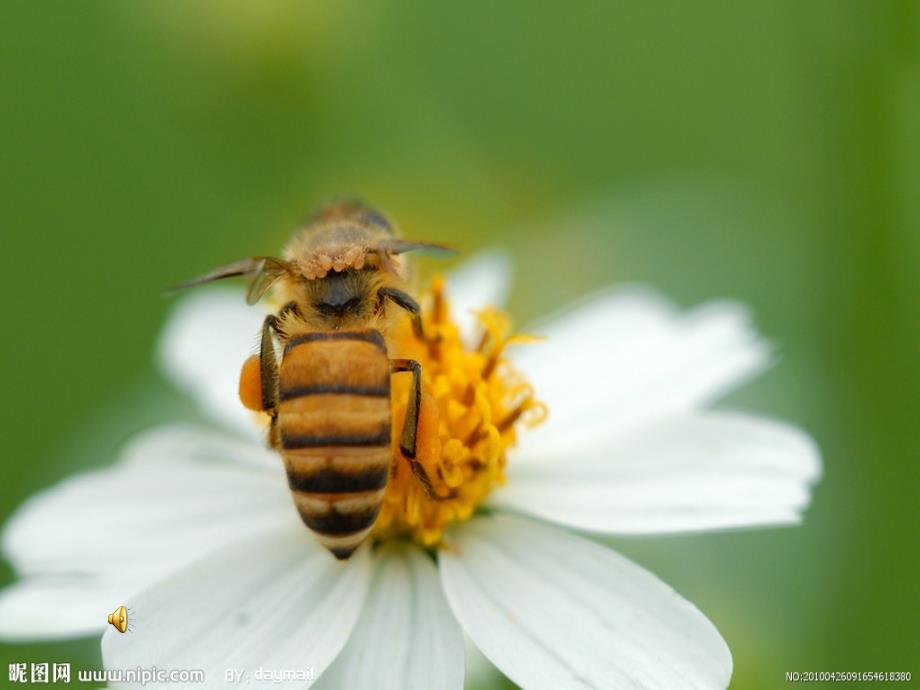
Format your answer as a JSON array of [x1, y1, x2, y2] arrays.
[[375, 276, 547, 547]]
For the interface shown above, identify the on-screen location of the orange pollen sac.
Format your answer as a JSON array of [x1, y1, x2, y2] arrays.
[[239, 355, 263, 412], [374, 276, 547, 547]]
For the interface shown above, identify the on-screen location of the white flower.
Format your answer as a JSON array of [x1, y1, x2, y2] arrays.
[[0, 252, 820, 689]]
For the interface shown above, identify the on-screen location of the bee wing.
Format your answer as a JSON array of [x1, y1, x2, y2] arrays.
[[377, 239, 458, 257], [166, 256, 291, 305], [243, 258, 291, 304]]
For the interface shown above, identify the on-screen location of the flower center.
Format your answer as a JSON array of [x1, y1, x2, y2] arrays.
[[376, 277, 546, 546]]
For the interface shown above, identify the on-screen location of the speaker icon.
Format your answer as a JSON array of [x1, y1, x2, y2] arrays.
[[107, 605, 129, 633]]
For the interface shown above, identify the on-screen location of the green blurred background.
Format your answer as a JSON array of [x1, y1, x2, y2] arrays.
[[1, 1, 918, 687]]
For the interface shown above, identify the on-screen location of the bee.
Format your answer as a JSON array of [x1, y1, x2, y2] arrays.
[[172, 201, 452, 559]]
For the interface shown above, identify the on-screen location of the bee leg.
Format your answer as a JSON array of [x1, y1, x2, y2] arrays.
[[390, 358, 421, 458], [260, 315, 281, 413], [378, 287, 426, 341], [391, 358, 442, 500], [277, 300, 303, 321]]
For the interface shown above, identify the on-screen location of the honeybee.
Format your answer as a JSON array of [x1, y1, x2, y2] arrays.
[[173, 201, 452, 559]]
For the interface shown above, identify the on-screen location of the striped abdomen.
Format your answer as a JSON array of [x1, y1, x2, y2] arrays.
[[278, 330, 391, 559]]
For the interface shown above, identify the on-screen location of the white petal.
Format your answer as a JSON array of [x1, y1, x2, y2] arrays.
[[3, 426, 291, 582], [0, 578, 125, 640], [445, 250, 512, 345], [315, 544, 464, 690], [511, 288, 770, 455], [157, 288, 267, 436], [440, 515, 732, 690], [102, 526, 372, 686], [493, 413, 821, 535], [120, 423, 281, 472]]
